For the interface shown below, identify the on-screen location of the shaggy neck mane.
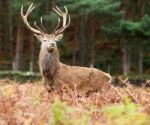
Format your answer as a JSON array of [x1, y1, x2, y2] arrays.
[[39, 49, 60, 79]]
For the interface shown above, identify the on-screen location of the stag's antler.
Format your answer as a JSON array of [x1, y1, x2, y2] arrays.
[[21, 3, 45, 35], [53, 5, 70, 35], [21, 3, 70, 36]]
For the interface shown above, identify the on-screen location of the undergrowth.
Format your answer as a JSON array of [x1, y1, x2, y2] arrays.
[[50, 97, 91, 125], [0, 79, 149, 125], [103, 97, 149, 125], [50, 97, 149, 125]]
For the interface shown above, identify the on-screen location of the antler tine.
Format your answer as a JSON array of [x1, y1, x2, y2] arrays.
[[52, 5, 70, 35], [34, 21, 44, 32], [21, 5, 25, 17], [66, 15, 70, 27], [21, 3, 43, 35], [55, 15, 70, 34], [53, 8, 62, 16], [53, 17, 61, 33], [54, 15, 70, 35], [54, 5, 68, 26], [55, 5, 63, 14], [64, 6, 68, 14], [26, 3, 34, 15], [40, 17, 46, 32]]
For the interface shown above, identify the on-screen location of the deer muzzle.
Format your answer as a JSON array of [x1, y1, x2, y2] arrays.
[[47, 44, 56, 53]]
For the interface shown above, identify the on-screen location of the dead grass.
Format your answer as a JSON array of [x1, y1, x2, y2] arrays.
[[0, 79, 149, 125]]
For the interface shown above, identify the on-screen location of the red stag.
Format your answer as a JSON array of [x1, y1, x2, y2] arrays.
[[21, 3, 112, 94]]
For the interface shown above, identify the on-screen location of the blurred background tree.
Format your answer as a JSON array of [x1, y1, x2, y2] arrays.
[[0, 0, 149, 76]]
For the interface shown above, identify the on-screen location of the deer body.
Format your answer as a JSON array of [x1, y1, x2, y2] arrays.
[[21, 3, 111, 93], [39, 47, 111, 93]]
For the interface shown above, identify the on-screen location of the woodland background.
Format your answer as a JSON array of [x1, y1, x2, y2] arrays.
[[0, 0, 150, 76]]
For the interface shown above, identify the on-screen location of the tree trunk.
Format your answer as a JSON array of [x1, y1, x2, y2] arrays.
[[120, 0, 132, 75], [121, 40, 128, 75], [137, 0, 145, 74], [79, 13, 90, 66], [90, 17, 95, 67], [0, 23, 1, 62], [29, 34, 35, 72], [8, 0, 13, 69], [138, 48, 143, 74], [127, 47, 131, 74], [72, 19, 80, 66], [90, 41, 95, 68], [72, 50, 76, 66], [45, 0, 51, 32], [14, 25, 24, 71], [6, 0, 13, 69]]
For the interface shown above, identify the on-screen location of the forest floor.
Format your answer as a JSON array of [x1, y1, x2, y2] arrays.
[[0, 79, 150, 125]]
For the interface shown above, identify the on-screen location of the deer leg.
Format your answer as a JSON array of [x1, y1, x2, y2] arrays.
[[43, 78, 54, 92]]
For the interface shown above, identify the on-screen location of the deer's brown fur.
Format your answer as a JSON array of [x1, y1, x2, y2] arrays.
[[21, 3, 112, 94], [39, 47, 111, 94]]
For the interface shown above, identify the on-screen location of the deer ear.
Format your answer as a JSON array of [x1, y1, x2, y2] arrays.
[[55, 34, 63, 41], [34, 34, 42, 42]]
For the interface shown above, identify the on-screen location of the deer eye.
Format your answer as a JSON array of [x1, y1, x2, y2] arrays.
[[43, 39, 46, 42]]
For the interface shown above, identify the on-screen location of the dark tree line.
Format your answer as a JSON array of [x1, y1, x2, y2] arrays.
[[0, 0, 150, 75]]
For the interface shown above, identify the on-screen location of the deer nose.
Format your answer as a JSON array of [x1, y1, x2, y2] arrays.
[[50, 43, 55, 47]]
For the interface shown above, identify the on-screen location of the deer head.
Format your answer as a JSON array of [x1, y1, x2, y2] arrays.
[[21, 3, 70, 53]]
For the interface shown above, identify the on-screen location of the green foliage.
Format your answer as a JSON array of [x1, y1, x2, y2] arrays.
[[141, 16, 150, 37], [119, 16, 150, 38], [11, 0, 32, 17], [59, 0, 122, 16], [102, 2, 150, 39], [0, 71, 41, 83], [103, 98, 149, 125], [50, 98, 91, 125], [49, 97, 149, 125]]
